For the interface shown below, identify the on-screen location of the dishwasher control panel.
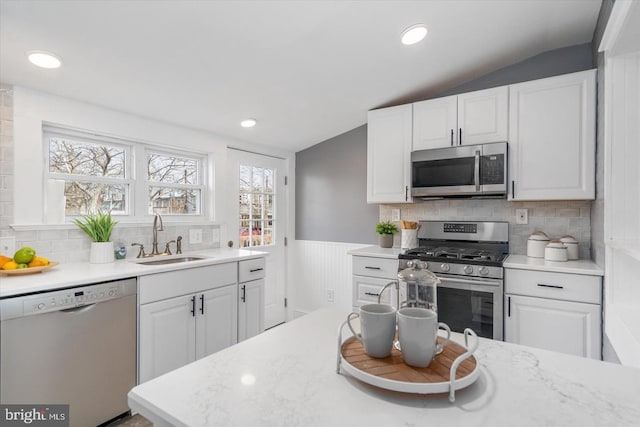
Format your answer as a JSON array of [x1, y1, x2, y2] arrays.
[[0, 278, 137, 320]]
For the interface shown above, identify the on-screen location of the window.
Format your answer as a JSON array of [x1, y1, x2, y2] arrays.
[[239, 165, 274, 247], [147, 151, 203, 215], [44, 125, 206, 218]]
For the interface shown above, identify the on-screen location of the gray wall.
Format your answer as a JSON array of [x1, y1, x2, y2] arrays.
[[438, 43, 594, 97], [295, 125, 379, 243], [295, 43, 594, 244]]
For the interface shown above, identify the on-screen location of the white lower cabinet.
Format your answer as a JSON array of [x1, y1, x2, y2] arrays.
[[238, 278, 265, 342], [504, 267, 602, 359], [138, 259, 265, 383], [352, 255, 399, 310], [197, 285, 239, 359], [139, 294, 196, 383]]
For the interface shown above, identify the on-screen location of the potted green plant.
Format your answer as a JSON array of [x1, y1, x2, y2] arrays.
[[376, 221, 398, 248], [73, 210, 118, 263]]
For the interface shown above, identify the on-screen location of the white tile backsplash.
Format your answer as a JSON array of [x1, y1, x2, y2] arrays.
[[381, 199, 592, 259]]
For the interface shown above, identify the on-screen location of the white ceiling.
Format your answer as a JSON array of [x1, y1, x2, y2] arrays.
[[0, 0, 602, 152]]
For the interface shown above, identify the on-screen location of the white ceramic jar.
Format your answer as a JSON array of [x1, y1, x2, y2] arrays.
[[560, 235, 579, 260], [527, 231, 550, 258], [545, 240, 568, 262]]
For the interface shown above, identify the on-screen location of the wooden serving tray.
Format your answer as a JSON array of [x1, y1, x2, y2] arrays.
[[341, 337, 476, 384], [337, 329, 480, 399]]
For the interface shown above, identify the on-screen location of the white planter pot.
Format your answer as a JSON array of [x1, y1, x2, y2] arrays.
[[90, 242, 115, 264]]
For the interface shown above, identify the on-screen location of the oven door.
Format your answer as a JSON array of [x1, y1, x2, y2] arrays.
[[436, 275, 503, 340], [411, 145, 481, 197]]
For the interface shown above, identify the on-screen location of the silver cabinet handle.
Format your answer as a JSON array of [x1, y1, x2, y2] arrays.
[[537, 283, 564, 289]]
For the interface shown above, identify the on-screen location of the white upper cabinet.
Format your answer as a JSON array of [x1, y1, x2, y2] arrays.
[[412, 95, 457, 150], [509, 70, 596, 200], [413, 86, 508, 150], [367, 104, 413, 203], [457, 87, 509, 145]]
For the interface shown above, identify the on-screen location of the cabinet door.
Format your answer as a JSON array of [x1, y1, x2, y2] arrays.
[[413, 96, 458, 150], [196, 285, 238, 360], [367, 104, 413, 203], [505, 294, 601, 359], [139, 295, 196, 383], [509, 70, 596, 200], [458, 86, 508, 145], [238, 279, 265, 342]]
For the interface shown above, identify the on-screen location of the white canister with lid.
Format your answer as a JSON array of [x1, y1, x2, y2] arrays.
[[559, 235, 579, 260], [545, 240, 568, 262], [527, 231, 550, 258]]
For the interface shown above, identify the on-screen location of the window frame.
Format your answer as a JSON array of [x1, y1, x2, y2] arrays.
[[43, 124, 209, 221]]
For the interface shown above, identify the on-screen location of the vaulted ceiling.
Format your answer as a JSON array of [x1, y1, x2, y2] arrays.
[[0, 0, 601, 152]]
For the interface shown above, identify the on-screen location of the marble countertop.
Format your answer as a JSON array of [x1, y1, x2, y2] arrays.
[[347, 245, 402, 259], [0, 248, 267, 298], [504, 254, 604, 276], [128, 307, 640, 427]]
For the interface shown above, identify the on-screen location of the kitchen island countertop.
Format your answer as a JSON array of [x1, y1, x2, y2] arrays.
[[0, 248, 266, 298], [128, 307, 640, 427]]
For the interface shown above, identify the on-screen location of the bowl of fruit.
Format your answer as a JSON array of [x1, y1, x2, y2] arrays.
[[0, 247, 57, 276]]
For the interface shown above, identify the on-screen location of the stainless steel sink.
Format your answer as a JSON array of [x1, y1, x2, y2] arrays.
[[134, 256, 207, 266]]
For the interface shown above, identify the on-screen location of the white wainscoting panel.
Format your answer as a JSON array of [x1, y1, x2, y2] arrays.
[[289, 240, 367, 319]]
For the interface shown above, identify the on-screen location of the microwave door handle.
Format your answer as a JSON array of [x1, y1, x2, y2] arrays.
[[474, 150, 481, 192]]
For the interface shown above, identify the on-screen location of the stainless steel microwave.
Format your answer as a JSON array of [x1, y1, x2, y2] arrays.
[[411, 142, 508, 198]]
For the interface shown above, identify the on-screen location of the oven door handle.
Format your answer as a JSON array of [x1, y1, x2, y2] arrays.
[[474, 150, 481, 192], [438, 276, 501, 287]]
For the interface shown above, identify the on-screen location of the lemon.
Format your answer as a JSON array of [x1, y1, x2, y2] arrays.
[[2, 261, 18, 270], [14, 247, 36, 264]]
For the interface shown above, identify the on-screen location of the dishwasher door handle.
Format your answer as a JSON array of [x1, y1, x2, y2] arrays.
[[60, 304, 97, 314]]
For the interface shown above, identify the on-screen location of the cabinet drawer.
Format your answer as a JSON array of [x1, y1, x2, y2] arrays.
[[353, 256, 398, 279], [505, 268, 601, 304], [239, 257, 266, 283], [139, 263, 237, 304], [352, 276, 396, 308]]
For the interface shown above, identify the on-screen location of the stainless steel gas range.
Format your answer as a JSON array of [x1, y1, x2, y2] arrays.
[[398, 220, 509, 340]]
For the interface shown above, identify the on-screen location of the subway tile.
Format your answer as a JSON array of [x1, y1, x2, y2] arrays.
[[38, 229, 69, 241]]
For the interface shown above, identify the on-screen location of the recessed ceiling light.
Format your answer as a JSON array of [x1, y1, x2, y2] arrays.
[[27, 50, 62, 69], [401, 24, 428, 45], [240, 118, 257, 128]]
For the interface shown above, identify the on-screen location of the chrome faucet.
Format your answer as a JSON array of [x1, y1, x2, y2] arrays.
[[151, 214, 164, 255]]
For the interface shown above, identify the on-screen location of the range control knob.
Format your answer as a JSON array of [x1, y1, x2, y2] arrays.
[[440, 263, 450, 272], [37, 303, 46, 310], [463, 265, 473, 275], [108, 290, 116, 297], [479, 266, 489, 276]]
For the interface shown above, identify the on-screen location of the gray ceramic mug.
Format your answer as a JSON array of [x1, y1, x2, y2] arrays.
[[347, 303, 397, 358], [397, 307, 451, 368]]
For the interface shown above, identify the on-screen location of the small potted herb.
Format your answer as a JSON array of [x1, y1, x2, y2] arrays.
[[73, 210, 118, 263], [376, 221, 398, 248]]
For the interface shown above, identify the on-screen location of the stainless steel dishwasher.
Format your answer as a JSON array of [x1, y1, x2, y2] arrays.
[[1, 278, 137, 427]]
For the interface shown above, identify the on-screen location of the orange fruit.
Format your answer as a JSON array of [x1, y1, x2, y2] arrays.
[[0, 255, 11, 268], [2, 261, 18, 270], [28, 257, 50, 268]]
